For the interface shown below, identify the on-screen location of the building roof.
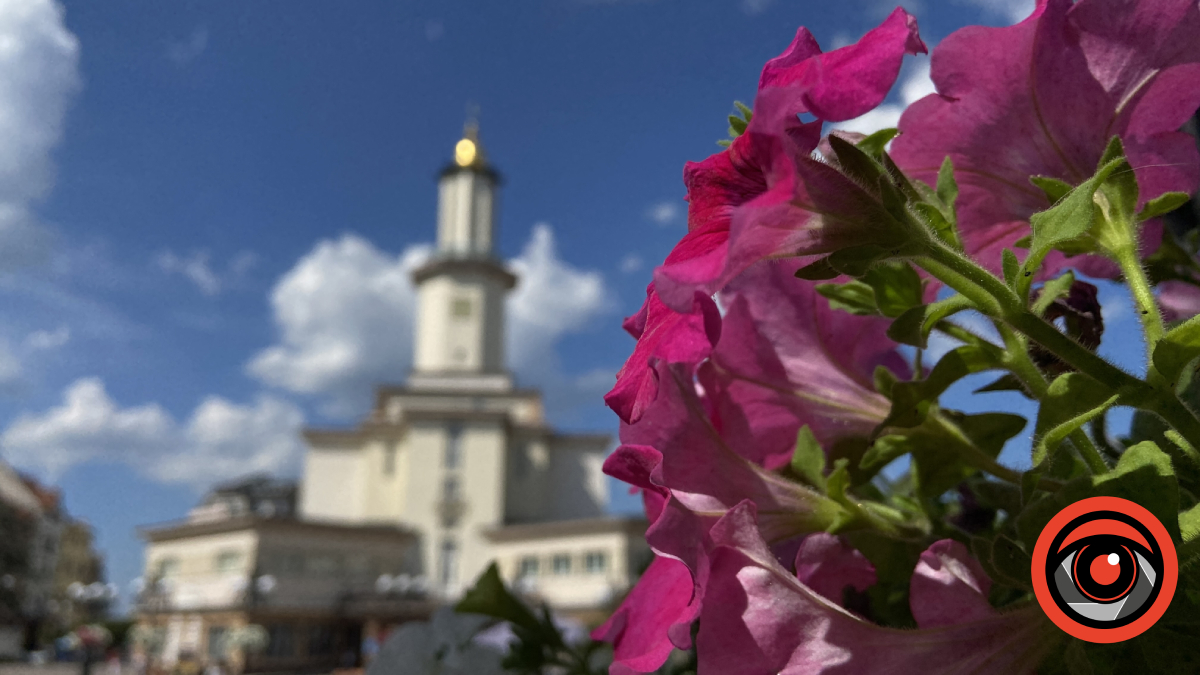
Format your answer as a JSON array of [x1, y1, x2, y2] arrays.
[[0, 459, 42, 515], [482, 516, 647, 543], [138, 515, 417, 543]]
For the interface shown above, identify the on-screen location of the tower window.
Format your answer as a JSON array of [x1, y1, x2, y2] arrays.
[[445, 423, 463, 469], [552, 554, 571, 576], [439, 539, 459, 587], [443, 476, 460, 502], [518, 556, 539, 578], [384, 446, 396, 475], [585, 551, 608, 574], [451, 297, 472, 318]]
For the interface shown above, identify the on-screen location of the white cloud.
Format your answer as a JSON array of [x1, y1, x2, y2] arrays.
[[957, 0, 1035, 24], [740, 0, 773, 15], [167, 26, 208, 65], [619, 254, 644, 274], [425, 20, 445, 42], [833, 58, 934, 136], [645, 200, 682, 226], [247, 236, 430, 415], [0, 378, 305, 489], [24, 326, 69, 350], [0, 341, 23, 391], [0, 0, 80, 271], [155, 249, 257, 296], [248, 225, 614, 418]]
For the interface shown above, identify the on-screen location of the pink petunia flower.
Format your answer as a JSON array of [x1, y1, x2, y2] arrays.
[[697, 503, 1056, 675], [891, 0, 1200, 278], [605, 9, 926, 426], [704, 261, 910, 469]]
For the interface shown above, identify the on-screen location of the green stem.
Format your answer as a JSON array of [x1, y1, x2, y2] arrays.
[[928, 411, 1063, 491], [1113, 244, 1165, 369], [994, 321, 1109, 474]]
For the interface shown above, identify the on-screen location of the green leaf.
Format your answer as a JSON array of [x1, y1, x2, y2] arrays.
[[863, 261, 924, 318], [856, 128, 899, 159], [734, 100, 753, 121], [1023, 156, 1125, 282], [1001, 249, 1020, 289], [913, 412, 1025, 501], [716, 139, 731, 148], [912, 201, 959, 248], [886, 294, 973, 348], [1031, 271, 1076, 316], [1012, 235, 1031, 249], [817, 281, 878, 315], [1064, 640, 1095, 675], [829, 134, 886, 188], [456, 563, 542, 633], [990, 534, 1033, 590], [1017, 441, 1181, 548], [1180, 502, 1200, 567], [728, 114, 748, 136], [1033, 372, 1118, 466], [1138, 192, 1191, 222], [1153, 313, 1200, 387], [794, 256, 839, 280], [936, 156, 958, 213], [828, 244, 892, 277], [1030, 175, 1074, 205], [974, 373, 1028, 395], [877, 346, 1000, 432], [791, 426, 827, 491], [873, 364, 899, 398]]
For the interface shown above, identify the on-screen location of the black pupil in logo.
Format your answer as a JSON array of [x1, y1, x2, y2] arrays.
[[1045, 510, 1164, 629]]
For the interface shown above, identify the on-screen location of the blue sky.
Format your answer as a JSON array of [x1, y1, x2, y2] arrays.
[[1, 0, 1142, 614]]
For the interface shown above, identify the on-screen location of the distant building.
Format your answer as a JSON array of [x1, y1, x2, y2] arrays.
[[134, 123, 648, 673], [52, 519, 107, 629]]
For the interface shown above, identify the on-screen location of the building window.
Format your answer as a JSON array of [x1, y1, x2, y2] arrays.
[[517, 556, 539, 578], [265, 625, 295, 658], [207, 627, 228, 660], [445, 423, 463, 469], [552, 554, 571, 576], [585, 551, 608, 574], [384, 446, 396, 475], [307, 625, 335, 657], [451, 297, 472, 318], [156, 557, 181, 578], [307, 553, 342, 577], [439, 539, 459, 587], [215, 551, 243, 573], [442, 476, 460, 502]]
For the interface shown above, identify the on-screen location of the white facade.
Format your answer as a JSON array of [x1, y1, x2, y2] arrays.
[[299, 127, 646, 613]]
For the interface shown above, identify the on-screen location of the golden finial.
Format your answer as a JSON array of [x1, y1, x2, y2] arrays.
[[455, 103, 484, 167]]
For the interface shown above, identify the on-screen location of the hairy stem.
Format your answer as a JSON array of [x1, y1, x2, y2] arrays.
[[1113, 243, 1165, 372]]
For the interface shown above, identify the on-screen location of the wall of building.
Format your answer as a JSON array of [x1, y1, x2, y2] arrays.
[[489, 529, 647, 612], [546, 437, 609, 521], [145, 530, 259, 611], [255, 528, 414, 611], [300, 447, 367, 523], [413, 272, 507, 374]]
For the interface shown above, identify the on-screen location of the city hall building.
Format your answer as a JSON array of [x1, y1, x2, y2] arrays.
[[134, 124, 648, 673]]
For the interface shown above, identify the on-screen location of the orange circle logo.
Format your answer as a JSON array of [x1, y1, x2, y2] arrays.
[[1031, 496, 1177, 643]]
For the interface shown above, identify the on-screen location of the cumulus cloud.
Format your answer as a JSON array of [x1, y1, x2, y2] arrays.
[[740, 0, 773, 15], [167, 26, 208, 66], [155, 249, 257, 296], [25, 326, 69, 350], [645, 201, 682, 226], [0, 0, 80, 271], [619, 254, 644, 274], [832, 58, 934, 136], [248, 225, 613, 418], [958, 0, 1035, 24], [0, 378, 305, 489]]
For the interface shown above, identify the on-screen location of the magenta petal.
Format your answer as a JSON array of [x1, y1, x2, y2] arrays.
[[697, 503, 1054, 675], [605, 288, 721, 425], [909, 540, 996, 629], [591, 556, 695, 675], [706, 262, 905, 466], [754, 8, 926, 129], [793, 533, 877, 606], [893, 0, 1200, 279], [1159, 280, 1200, 322]]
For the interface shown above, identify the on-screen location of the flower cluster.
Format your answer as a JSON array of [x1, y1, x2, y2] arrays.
[[595, 1, 1200, 673]]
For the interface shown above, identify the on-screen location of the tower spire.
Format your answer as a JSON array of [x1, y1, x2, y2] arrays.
[[454, 103, 486, 168]]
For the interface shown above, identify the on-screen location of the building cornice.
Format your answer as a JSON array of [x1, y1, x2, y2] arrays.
[[137, 515, 416, 543], [411, 256, 517, 289], [482, 516, 648, 543]]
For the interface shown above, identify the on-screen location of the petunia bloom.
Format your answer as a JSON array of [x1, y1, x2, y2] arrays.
[[704, 261, 910, 468], [605, 9, 926, 426], [697, 503, 1057, 675], [892, 0, 1200, 278]]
